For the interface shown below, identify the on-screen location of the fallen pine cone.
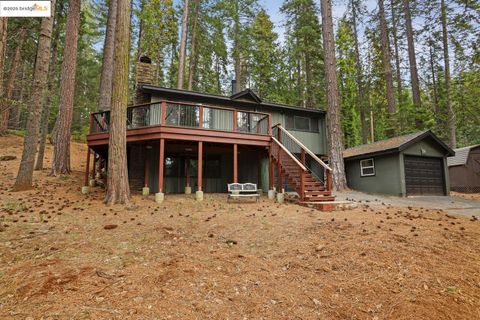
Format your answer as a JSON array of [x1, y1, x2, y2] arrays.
[[103, 224, 118, 230]]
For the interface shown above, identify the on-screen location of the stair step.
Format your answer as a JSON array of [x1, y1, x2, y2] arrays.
[[304, 191, 331, 196], [303, 195, 336, 202]]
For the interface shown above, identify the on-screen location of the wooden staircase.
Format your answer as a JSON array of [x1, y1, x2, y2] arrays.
[[270, 125, 335, 204]]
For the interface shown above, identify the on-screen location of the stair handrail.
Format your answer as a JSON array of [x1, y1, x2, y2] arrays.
[[275, 124, 332, 172], [271, 137, 307, 171]]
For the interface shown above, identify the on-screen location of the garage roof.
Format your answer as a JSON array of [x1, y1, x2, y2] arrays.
[[447, 145, 480, 167], [343, 130, 455, 160]]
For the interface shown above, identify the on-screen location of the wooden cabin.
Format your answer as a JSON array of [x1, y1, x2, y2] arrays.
[[85, 58, 333, 205]]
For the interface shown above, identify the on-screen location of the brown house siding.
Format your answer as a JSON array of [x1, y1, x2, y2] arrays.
[[449, 146, 480, 193]]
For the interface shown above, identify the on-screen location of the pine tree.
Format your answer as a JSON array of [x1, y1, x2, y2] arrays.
[[249, 10, 280, 100], [50, 0, 81, 176], [98, 0, 117, 111], [320, 0, 347, 191], [13, 0, 56, 190], [105, 0, 131, 205]]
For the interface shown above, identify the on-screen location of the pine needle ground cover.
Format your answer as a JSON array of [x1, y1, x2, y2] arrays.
[[0, 135, 479, 319]]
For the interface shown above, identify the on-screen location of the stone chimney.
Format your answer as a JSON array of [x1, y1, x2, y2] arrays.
[[134, 55, 155, 105]]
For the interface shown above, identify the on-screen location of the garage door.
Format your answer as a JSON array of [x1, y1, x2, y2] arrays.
[[404, 156, 445, 195]]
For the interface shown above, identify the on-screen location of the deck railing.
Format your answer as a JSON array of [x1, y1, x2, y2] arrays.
[[90, 101, 272, 136], [272, 124, 332, 191]]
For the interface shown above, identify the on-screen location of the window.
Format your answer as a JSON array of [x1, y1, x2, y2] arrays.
[[285, 115, 319, 132], [360, 158, 375, 177]]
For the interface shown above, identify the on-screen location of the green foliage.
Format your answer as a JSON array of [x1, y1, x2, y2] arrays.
[[281, 0, 325, 108]]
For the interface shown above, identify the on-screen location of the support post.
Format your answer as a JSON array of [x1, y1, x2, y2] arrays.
[[268, 114, 272, 136], [199, 106, 203, 128], [161, 101, 167, 125], [301, 149, 306, 165], [156, 139, 165, 203], [91, 152, 96, 179], [196, 141, 203, 201], [326, 170, 332, 192], [82, 148, 91, 194], [143, 145, 150, 196], [257, 151, 262, 191], [158, 139, 165, 193], [233, 143, 238, 183], [300, 170, 305, 201], [233, 110, 237, 131], [185, 157, 191, 194]]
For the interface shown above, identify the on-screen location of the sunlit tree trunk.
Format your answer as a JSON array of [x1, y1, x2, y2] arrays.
[[320, 0, 347, 191], [105, 0, 131, 205]]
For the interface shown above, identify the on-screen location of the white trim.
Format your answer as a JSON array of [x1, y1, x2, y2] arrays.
[[360, 158, 375, 177]]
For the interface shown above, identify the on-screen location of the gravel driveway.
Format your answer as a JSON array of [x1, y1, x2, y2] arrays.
[[335, 190, 480, 217]]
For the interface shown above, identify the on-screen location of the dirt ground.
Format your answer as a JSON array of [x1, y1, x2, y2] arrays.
[[451, 192, 480, 201], [1, 135, 480, 320]]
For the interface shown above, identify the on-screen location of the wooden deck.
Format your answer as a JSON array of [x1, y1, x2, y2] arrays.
[[86, 100, 272, 148]]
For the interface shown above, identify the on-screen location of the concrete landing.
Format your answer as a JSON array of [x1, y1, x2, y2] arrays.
[[298, 200, 358, 212]]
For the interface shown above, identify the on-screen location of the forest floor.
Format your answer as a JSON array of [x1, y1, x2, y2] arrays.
[[1, 134, 480, 320]]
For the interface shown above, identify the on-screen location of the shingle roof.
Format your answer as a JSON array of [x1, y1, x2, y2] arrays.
[[140, 85, 326, 114], [447, 145, 480, 167], [343, 130, 455, 159]]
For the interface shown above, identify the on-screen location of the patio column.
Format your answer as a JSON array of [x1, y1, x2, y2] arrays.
[[196, 141, 203, 201], [185, 157, 191, 194], [82, 148, 91, 194], [156, 139, 165, 203], [233, 143, 238, 183], [143, 145, 150, 196], [257, 151, 262, 191]]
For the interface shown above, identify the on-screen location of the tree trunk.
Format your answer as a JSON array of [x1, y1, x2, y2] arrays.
[[320, 0, 347, 191], [13, 1, 56, 191], [0, 18, 7, 96], [35, 3, 62, 171], [233, 0, 241, 93], [378, 0, 396, 121], [441, 0, 456, 148], [351, 0, 368, 144], [177, 0, 189, 89], [0, 27, 26, 135], [98, 0, 117, 111], [402, 0, 422, 128], [187, 0, 200, 91], [8, 64, 25, 128], [429, 43, 440, 118], [50, 0, 81, 176], [105, 0, 131, 205], [390, 0, 403, 106], [0, 17, 8, 130]]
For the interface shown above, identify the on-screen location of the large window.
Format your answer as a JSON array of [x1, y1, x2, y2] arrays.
[[285, 115, 319, 132], [360, 158, 375, 177]]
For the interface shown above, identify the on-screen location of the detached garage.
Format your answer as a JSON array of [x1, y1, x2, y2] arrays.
[[343, 131, 455, 196]]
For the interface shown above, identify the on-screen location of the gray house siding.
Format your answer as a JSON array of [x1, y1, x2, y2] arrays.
[[345, 137, 451, 197], [345, 154, 403, 196]]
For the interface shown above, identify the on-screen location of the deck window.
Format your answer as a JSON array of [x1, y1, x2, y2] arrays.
[[360, 158, 375, 177], [285, 115, 319, 132]]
